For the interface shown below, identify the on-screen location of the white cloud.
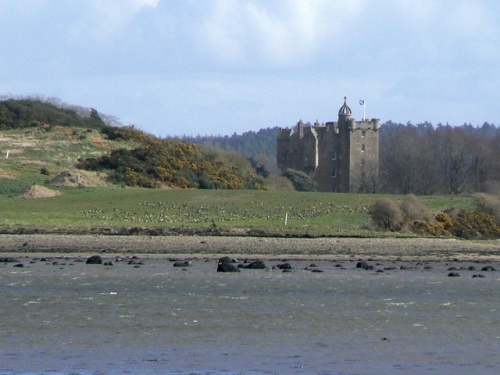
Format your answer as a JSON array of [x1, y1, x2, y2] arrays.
[[67, 0, 159, 43], [200, 0, 366, 68]]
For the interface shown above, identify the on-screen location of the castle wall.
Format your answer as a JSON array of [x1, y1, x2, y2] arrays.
[[277, 101, 380, 193]]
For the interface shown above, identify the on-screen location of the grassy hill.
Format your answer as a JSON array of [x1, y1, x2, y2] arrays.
[[0, 123, 141, 194], [0, 98, 264, 192]]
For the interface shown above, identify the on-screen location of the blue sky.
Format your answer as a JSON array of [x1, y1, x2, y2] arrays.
[[1, 0, 499, 136]]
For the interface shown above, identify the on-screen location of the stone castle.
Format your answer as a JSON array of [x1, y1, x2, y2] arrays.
[[277, 97, 380, 192]]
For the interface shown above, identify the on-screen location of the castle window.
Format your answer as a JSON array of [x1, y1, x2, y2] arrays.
[[361, 130, 366, 137], [331, 168, 336, 177], [361, 144, 366, 152], [331, 151, 337, 160]]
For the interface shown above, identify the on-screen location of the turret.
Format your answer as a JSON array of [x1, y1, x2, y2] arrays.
[[338, 96, 352, 118]]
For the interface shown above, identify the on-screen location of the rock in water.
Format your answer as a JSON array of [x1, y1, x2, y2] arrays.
[[244, 260, 267, 269], [356, 261, 373, 270], [218, 256, 238, 264], [217, 262, 240, 273], [173, 261, 192, 267], [481, 265, 496, 271], [86, 255, 103, 265]]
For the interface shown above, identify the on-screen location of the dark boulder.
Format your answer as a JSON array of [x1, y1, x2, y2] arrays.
[[219, 256, 238, 264], [173, 261, 192, 267], [13, 263, 24, 268], [472, 274, 486, 278], [217, 262, 241, 273], [103, 261, 114, 266], [128, 259, 144, 265], [481, 265, 496, 271], [447, 272, 460, 277], [276, 263, 293, 270], [86, 255, 103, 265], [244, 260, 267, 269], [0, 257, 19, 263], [356, 261, 373, 270]]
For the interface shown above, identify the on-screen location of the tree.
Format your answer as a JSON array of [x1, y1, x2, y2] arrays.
[[434, 127, 469, 194], [380, 127, 437, 194], [467, 134, 494, 192]]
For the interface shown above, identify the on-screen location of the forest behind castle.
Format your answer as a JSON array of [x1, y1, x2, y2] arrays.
[[179, 120, 500, 195]]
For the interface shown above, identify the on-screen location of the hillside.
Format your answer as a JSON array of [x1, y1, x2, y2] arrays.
[[0, 98, 107, 130], [0, 98, 266, 194]]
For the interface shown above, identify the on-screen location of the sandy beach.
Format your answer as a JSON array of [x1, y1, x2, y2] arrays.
[[1, 234, 499, 260]]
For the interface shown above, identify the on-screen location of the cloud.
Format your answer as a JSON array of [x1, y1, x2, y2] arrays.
[[200, 0, 366, 68], [66, 0, 159, 43]]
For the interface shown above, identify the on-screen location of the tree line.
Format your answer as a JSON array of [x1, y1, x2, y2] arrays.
[[380, 122, 500, 195], [180, 122, 500, 195]]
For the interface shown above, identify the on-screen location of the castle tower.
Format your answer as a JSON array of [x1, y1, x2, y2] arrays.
[[277, 97, 380, 192], [337, 97, 355, 192]]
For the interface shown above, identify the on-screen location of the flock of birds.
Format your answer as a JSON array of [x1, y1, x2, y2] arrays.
[[82, 200, 367, 224]]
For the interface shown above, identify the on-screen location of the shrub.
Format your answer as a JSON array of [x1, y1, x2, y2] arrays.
[[40, 167, 50, 176], [411, 220, 452, 237], [369, 198, 403, 231], [283, 169, 317, 192], [400, 194, 433, 222], [77, 140, 261, 189], [450, 210, 500, 239], [472, 193, 500, 223], [265, 176, 296, 191]]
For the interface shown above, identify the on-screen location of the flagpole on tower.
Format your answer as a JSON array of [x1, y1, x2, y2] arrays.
[[359, 99, 365, 121]]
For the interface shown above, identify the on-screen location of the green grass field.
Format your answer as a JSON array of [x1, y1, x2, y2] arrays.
[[0, 125, 478, 237], [0, 185, 475, 236]]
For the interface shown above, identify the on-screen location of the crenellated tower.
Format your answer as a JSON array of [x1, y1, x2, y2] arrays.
[[277, 97, 380, 192]]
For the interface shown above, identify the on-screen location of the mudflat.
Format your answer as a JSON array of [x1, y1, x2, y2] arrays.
[[2, 234, 500, 374], [1, 234, 499, 260]]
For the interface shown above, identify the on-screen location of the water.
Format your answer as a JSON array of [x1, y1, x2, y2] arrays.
[[1, 256, 499, 374]]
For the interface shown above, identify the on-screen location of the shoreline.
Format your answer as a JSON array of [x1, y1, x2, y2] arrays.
[[1, 234, 500, 261]]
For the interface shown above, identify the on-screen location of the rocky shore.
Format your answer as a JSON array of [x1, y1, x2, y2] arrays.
[[1, 234, 499, 260]]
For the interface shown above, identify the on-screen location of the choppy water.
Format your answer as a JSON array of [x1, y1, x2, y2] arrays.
[[1, 255, 499, 374]]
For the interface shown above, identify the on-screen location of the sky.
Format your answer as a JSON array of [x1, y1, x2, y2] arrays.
[[0, 0, 499, 136]]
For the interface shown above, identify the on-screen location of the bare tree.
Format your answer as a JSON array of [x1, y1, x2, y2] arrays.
[[434, 126, 469, 195], [467, 134, 494, 192], [380, 127, 437, 194]]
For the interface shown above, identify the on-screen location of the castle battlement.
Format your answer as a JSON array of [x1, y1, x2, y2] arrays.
[[277, 98, 380, 193]]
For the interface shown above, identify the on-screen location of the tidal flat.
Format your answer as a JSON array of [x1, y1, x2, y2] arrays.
[[1, 235, 500, 374]]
